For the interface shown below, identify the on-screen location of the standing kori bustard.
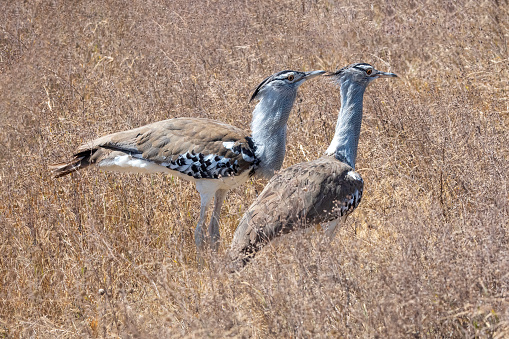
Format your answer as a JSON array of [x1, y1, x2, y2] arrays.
[[230, 63, 397, 268], [50, 69, 325, 254]]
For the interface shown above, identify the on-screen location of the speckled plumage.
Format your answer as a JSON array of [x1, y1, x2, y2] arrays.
[[230, 156, 363, 266]]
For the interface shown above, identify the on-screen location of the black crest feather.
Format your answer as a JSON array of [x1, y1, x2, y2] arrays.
[[249, 70, 294, 102]]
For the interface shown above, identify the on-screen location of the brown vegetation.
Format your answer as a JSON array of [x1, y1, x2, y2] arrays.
[[1, 0, 508, 337]]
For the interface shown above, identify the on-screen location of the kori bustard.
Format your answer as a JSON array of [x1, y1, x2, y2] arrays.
[[50, 69, 325, 253], [230, 63, 397, 268]]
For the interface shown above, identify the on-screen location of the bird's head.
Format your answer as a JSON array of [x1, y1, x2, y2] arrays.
[[326, 63, 397, 87], [250, 69, 325, 102]]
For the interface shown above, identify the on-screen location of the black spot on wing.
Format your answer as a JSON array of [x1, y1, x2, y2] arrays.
[[242, 147, 254, 159], [246, 136, 255, 149], [162, 148, 260, 180], [161, 142, 259, 179], [232, 145, 242, 154]]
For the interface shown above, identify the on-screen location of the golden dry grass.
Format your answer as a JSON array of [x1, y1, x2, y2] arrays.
[[1, 0, 508, 337]]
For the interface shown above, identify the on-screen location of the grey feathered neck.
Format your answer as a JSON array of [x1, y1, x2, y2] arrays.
[[250, 89, 297, 179], [325, 74, 368, 169]]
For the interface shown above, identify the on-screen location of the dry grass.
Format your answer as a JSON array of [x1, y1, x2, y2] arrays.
[[1, 0, 508, 337]]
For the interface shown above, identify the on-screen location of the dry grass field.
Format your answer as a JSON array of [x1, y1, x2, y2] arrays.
[[1, 0, 508, 337]]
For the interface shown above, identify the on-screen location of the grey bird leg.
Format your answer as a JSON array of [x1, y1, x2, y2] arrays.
[[323, 218, 340, 238], [208, 189, 227, 252], [195, 191, 215, 252], [324, 215, 348, 238]]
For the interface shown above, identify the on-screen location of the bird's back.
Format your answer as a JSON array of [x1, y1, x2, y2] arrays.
[[230, 155, 363, 266], [51, 117, 259, 180]]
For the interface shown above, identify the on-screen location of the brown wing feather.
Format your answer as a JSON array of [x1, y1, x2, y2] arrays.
[[51, 118, 256, 178], [78, 118, 250, 162], [230, 156, 364, 266]]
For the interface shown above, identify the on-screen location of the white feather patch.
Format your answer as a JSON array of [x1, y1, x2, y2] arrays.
[[347, 170, 362, 182], [223, 141, 235, 150], [99, 154, 169, 174]]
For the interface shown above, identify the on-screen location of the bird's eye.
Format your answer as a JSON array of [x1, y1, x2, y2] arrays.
[[287, 74, 294, 81], [366, 69, 373, 75]]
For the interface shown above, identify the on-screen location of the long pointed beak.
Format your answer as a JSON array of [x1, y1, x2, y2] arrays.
[[376, 70, 398, 78], [303, 70, 326, 80]]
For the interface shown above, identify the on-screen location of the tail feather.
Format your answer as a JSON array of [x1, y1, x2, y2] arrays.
[[49, 149, 99, 178]]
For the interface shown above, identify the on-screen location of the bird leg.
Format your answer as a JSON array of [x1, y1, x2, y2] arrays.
[[208, 189, 227, 252], [323, 217, 342, 238], [195, 191, 215, 253]]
